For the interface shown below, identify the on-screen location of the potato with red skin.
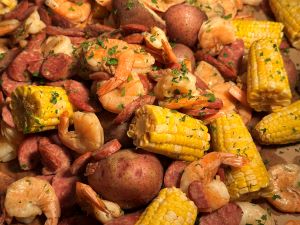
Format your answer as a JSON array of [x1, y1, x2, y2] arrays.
[[112, 0, 165, 29], [164, 4, 207, 47], [172, 43, 196, 71], [87, 149, 163, 209]]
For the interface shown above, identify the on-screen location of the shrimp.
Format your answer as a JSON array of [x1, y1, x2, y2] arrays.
[[45, 0, 91, 24], [76, 182, 123, 224], [85, 39, 154, 95], [58, 111, 104, 154], [4, 177, 60, 225], [242, 0, 262, 6], [0, 121, 23, 162], [267, 164, 300, 213], [98, 73, 147, 113], [198, 17, 236, 56], [24, 10, 46, 35], [153, 69, 199, 100], [194, 0, 240, 18], [180, 152, 248, 212], [0, 19, 20, 36], [85, 39, 155, 73], [236, 202, 275, 225], [0, 0, 17, 15]]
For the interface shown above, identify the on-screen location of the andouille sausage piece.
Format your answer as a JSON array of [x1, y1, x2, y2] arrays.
[[113, 95, 155, 124], [217, 39, 244, 76], [38, 137, 71, 175], [1, 72, 29, 96], [52, 172, 80, 209], [199, 203, 242, 225], [46, 26, 85, 37], [3, 0, 29, 20], [1, 105, 15, 128], [18, 135, 40, 170], [164, 161, 188, 188], [0, 48, 20, 73], [188, 181, 210, 210], [92, 139, 122, 160], [70, 152, 92, 175], [41, 53, 73, 81], [123, 33, 144, 44]]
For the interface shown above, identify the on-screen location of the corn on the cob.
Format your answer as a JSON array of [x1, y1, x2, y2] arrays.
[[0, 0, 17, 14], [135, 187, 197, 225], [247, 38, 292, 112], [11, 85, 73, 134], [210, 113, 269, 200], [127, 105, 210, 161], [254, 100, 300, 145], [232, 19, 284, 49], [269, 0, 300, 49]]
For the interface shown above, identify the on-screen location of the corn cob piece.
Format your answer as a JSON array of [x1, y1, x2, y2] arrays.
[[269, 0, 300, 49], [210, 113, 269, 200], [0, 0, 17, 14], [11, 85, 73, 134], [232, 19, 284, 49], [254, 100, 300, 145], [247, 38, 292, 112], [127, 105, 210, 161], [135, 187, 197, 225]]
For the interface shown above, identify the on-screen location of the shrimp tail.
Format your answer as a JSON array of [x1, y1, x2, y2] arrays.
[[220, 152, 249, 167], [97, 50, 135, 96]]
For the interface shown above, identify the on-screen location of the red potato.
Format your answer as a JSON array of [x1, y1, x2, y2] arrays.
[[172, 44, 196, 71], [164, 4, 207, 47], [87, 149, 163, 209]]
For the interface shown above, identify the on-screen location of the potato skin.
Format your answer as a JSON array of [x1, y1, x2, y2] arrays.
[[164, 4, 207, 47], [88, 149, 163, 209], [172, 43, 196, 71], [112, 0, 165, 29]]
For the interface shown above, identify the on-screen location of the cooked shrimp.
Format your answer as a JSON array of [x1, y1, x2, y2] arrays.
[[0, 19, 20, 36], [76, 182, 123, 223], [267, 164, 300, 213], [180, 152, 248, 212], [24, 10, 46, 35], [85, 38, 155, 75], [4, 177, 60, 225], [144, 26, 168, 50], [242, 0, 262, 6], [43, 35, 74, 57], [236, 202, 275, 225], [0, 121, 23, 162], [154, 69, 199, 100], [58, 111, 104, 154], [98, 73, 147, 113], [195, 0, 239, 18], [0, 0, 17, 15], [45, 0, 91, 24], [198, 17, 236, 56]]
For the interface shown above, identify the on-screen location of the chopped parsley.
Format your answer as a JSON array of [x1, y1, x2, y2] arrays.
[[264, 58, 271, 63], [260, 128, 267, 134], [32, 71, 39, 77], [76, 1, 83, 6], [151, 0, 157, 3], [223, 52, 228, 58], [50, 91, 59, 104], [121, 87, 126, 96], [223, 14, 232, 20], [117, 103, 125, 110], [179, 115, 187, 122], [126, 0, 134, 10], [204, 93, 216, 102], [68, 6, 75, 11], [0, 53, 5, 60], [108, 46, 118, 55], [272, 194, 281, 200], [106, 58, 118, 65]]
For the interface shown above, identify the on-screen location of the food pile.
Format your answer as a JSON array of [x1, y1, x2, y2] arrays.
[[0, 0, 299, 224]]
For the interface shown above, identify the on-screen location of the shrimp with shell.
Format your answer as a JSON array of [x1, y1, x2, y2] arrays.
[[0, 19, 20, 37], [58, 111, 104, 154], [45, 0, 91, 24], [267, 163, 300, 213], [76, 182, 123, 224], [98, 73, 148, 114], [84, 38, 155, 96], [198, 17, 236, 56], [180, 152, 248, 212], [4, 177, 60, 225]]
